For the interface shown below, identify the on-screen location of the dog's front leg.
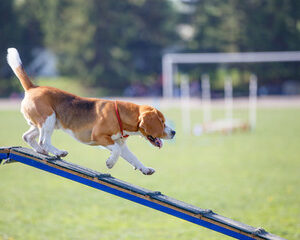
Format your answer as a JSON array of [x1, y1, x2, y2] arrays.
[[106, 142, 122, 169], [120, 143, 155, 175]]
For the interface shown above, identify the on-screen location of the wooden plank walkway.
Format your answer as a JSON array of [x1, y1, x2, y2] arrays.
[[0, 146, 285, 240]]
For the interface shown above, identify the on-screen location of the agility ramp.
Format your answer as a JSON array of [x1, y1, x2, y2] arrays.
[[0, 146, 285, 240]]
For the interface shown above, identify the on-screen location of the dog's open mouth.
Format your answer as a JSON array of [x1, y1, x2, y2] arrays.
[[147, 135, 163, 148]]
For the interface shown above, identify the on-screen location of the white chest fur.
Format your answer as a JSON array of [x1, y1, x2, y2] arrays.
[[111, 131, 142, 141]]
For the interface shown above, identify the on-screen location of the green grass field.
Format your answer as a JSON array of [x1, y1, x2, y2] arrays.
[[0, 107, 299, 240]]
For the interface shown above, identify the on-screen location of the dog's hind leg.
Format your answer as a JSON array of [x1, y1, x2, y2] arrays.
[[23, 125, 48, 155], [38, 112, 68, 157]]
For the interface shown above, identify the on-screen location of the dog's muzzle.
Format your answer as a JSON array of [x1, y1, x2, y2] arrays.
[[164, 125, 176, 139]]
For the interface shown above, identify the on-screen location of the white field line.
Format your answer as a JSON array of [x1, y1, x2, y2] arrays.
[[0, 96, 300, 111]]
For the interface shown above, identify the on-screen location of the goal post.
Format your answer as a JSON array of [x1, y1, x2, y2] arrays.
[[180, 75, 191, 135], [162, 51, 300, 98], [165, 51, 300, 135], [249, 74, 258, 129]]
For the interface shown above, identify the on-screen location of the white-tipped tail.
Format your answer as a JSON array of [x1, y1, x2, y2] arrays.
[[7, 48, 35, 91], [7, 48, 22, 70]]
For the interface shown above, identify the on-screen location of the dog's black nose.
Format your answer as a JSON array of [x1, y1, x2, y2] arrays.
[[171, 130, 176, 137]]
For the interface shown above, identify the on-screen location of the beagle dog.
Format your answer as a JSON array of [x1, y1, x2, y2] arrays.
[[7, 48, 175, 175]]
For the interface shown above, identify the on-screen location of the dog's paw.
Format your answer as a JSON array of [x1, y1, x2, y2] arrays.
[[55, 150, 68, 158], [36, 148, 48, 156], [141, 167, 155, 175], [106, 157, 116, 169]]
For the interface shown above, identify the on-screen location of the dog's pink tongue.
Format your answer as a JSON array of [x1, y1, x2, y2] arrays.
[[155, 138, 163, 148]]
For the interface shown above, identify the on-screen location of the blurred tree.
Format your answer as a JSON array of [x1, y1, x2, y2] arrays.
[[0, 0, 20, 57], [0, 0, 23, 96], [190, 0, 300, 52], [17, 0, 178, 92], [2, 0, 299, 96], [189, 0, 243, 52], [187, 0, 300, 86], [88, 0, 179, 90], [237, 0, 300, 86], [239, 0, 300, 52]]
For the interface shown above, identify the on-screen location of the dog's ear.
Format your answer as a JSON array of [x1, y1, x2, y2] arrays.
[[139, 110, 164, 137]]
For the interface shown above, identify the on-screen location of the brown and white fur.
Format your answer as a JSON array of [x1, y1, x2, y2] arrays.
[[7, 48, 175, 175]]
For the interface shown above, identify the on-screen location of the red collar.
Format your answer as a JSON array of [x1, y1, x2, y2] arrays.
[[114, 101, 129, 138]]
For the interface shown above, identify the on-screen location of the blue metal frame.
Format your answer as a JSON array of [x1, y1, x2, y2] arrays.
[[0, 153, 8, 159], [8, 152, 256, 240]]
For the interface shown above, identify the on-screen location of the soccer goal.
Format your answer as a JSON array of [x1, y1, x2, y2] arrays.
[[162, 51, 300, 135]]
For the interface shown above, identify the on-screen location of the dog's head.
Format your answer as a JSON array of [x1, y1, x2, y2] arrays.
[[138, 106, 175, 148]]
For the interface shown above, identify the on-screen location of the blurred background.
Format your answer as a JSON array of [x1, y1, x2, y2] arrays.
[[0, 0, 300, 240], [1, 0, 300, 97]]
